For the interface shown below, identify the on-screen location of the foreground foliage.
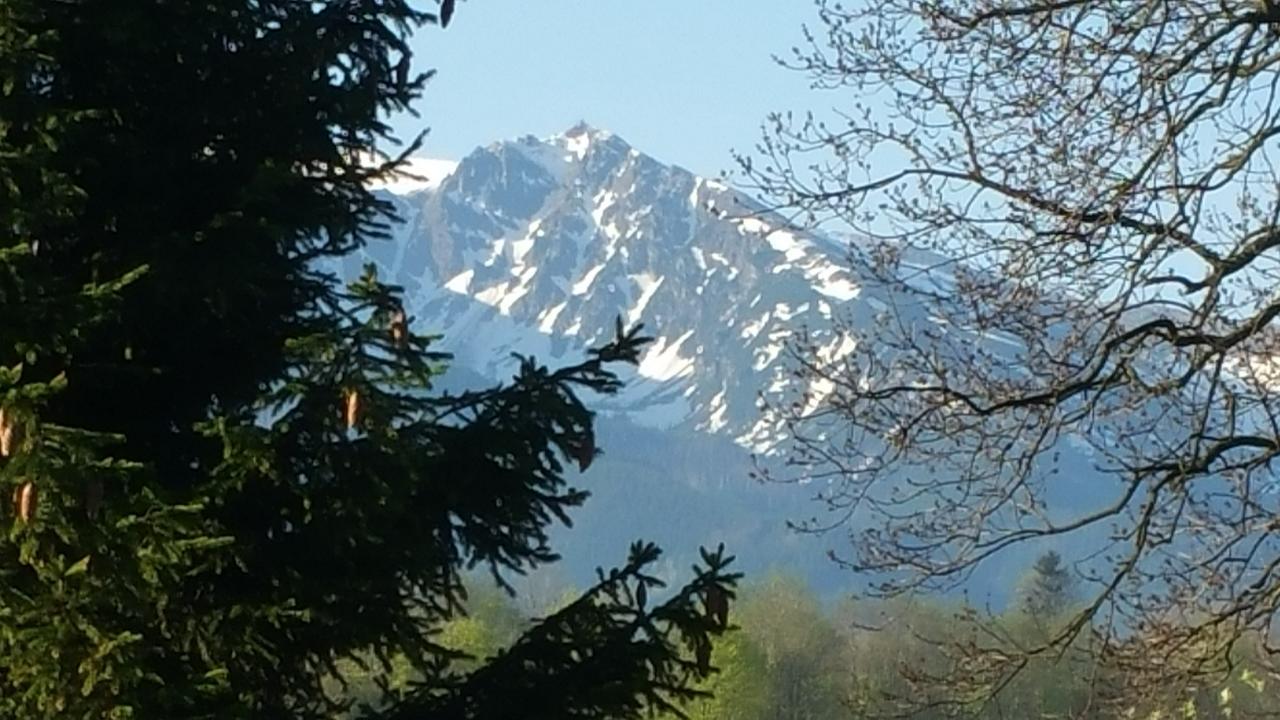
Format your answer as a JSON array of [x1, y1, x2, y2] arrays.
[[653, 566, 1272, 720], [746, 0, 1280, 712], [0, 2, 735, 718]]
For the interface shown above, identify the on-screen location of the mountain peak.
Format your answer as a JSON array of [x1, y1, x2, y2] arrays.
[[563, 120, 599, 137], [549, 121, 621, 161]]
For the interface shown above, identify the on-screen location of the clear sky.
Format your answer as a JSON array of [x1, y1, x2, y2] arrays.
[[387, 1, 828, 179]]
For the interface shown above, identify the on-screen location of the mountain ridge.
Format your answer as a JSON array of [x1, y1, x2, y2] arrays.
[[319, 123, 1117, 600], [332, 123, 872, 453]]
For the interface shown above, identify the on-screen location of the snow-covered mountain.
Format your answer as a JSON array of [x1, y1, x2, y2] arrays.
[[320, 123, 1103, 597], [334, 123, 885, 453]]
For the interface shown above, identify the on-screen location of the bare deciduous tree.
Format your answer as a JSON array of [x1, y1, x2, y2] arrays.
[[743, 1, 1280, 714]]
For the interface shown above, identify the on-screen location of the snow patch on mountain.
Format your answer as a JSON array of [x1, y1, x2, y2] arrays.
[[366, 156, 459, 194], [637, 330, 697, 382], [444, 269, 474, 294]]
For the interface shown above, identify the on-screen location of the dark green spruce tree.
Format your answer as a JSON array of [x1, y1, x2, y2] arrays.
[[1019, 551, 1075, 623], [0, 2, 737, 718]]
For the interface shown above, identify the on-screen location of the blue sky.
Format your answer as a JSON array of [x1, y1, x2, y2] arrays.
[[388, 1, 827, 179]]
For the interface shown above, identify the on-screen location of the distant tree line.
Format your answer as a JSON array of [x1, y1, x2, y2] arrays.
[[400, 553, 1278, 720], [681, 553, 1276, 720]]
